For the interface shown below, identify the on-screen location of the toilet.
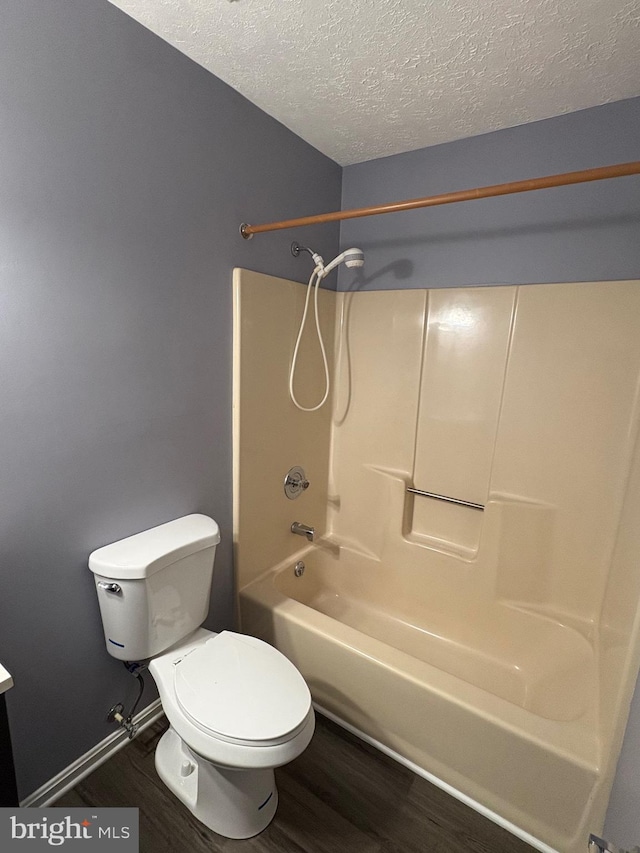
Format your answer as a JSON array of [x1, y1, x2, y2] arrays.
[[88, 514, 314, 839]]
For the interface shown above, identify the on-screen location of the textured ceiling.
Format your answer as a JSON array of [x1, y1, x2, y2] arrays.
[[108, 0, 640, 166]]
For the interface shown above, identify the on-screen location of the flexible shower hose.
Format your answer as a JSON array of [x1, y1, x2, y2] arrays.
[[288, 266, 330, 412]]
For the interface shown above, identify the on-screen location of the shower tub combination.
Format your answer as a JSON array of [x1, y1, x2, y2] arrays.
[[233, 270, 640, 853], [240, 543, 599, 853]]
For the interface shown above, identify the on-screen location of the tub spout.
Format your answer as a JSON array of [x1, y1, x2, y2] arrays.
[[291, 522, 315, 542]]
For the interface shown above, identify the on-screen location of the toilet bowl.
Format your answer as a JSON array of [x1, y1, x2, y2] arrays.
[[88, 514, 315, 838], [150, 628, 314, 837]]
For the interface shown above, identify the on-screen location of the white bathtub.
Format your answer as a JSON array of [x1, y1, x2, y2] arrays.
[[240, 544, 601, 853]]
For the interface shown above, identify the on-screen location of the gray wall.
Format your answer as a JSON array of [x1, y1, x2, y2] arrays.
[[0, 0, 340, 799], [605, 676, 640, 848], [339, 97, 640, 291]]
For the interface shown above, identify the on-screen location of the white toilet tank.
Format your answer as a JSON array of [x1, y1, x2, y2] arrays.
[[89, 514, 220, 661]]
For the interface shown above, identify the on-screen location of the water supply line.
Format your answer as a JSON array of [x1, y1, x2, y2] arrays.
[[106, 662, 147, 740]]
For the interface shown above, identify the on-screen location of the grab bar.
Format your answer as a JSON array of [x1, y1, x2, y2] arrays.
[[407, 488, 485, 511]]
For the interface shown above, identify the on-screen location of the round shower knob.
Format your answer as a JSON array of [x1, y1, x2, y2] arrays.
[[284, 466, 310, 500]]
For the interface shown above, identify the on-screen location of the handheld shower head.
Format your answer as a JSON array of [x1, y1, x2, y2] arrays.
[[342, 248, 365, 269], [319, 247, 365, 277]]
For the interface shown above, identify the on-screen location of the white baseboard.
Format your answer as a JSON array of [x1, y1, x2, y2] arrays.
[[21, 699, 164, 808], [314, 703, 559, 853]]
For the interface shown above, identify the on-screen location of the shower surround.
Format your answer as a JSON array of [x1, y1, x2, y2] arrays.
[[233, 269, 640, 853]]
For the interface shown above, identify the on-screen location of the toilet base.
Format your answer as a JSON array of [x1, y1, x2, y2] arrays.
[[155, 727, 278, 839]]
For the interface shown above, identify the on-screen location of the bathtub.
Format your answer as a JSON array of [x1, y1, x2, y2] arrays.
[[239, 544, 601, 853]]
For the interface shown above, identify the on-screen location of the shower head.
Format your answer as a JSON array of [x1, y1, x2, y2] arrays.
[[320, 247, 365, 278], [291, 242, 365, 278], [342, 248, 365, 269]]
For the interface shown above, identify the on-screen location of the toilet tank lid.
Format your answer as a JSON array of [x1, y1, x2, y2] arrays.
[[88, 514, 220, 579]]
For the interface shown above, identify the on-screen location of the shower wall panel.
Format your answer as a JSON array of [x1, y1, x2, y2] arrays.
[[329, 290, 426, 557], [233, 269, 335, 588], [600, 425, 640, 747], [330, 280, 640, 630], [489, 282, 640, 623], [411, 286, 516, 553]]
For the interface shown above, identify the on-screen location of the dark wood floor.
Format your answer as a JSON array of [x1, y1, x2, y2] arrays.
[[58, 714, 535, 853]]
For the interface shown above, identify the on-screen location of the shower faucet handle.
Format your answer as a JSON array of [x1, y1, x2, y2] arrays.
[[284, 466, 310, 500], [285, 472, 310, 489]]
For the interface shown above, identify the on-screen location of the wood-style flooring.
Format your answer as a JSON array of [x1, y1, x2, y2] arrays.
[[58, 714, 535, 853]]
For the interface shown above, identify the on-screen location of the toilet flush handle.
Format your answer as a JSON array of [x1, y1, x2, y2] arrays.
[[97, 581, 122, 595]]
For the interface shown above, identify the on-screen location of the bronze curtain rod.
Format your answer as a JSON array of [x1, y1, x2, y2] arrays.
[[239, 160, 640, 239]]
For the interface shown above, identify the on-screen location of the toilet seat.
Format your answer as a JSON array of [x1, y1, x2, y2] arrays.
[[149, 628, 315, 769], [173, 631, 312, 747]]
